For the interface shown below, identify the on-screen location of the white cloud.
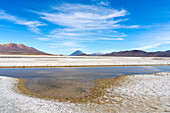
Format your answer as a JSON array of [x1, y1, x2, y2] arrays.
[[135, 44, 161, 50], [56, 32, 86, 36], [98, 1, 110, 6], [38, 4, 128, 30], [118, 25, 140, 29], [132, 23, 170, 51], [37, 38, 52, 41], [0, 10, 46, 33], [91, 0, 110, 6], [49, 41, 83, 48], [99, 38, 124, 40], [34, 3, 138, 41]]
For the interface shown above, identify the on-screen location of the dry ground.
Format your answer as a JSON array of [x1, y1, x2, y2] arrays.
[[0, 55, 170, 68], [0, 72, 169, 112]]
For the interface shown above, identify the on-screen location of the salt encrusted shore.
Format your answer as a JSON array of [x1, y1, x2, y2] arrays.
[[0, 55, 170, 68], [0, 72, 169, 112], [0, 76, 98, 113], [97, 72, 170, 112]]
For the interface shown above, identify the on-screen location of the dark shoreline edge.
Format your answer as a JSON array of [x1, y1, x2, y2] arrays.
[[14, 72, 170, 104], [1, 64, 170, 69], [15, 74, 133, 104]]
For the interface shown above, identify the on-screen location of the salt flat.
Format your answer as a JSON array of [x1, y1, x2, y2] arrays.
[[0, 76, 97, 113], [0, 55, 170, 68], [0, 72, 169, 113], [100, 72, 170, 112]]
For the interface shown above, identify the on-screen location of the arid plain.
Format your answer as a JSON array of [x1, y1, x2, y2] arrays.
[[0, 55, 170, 112]]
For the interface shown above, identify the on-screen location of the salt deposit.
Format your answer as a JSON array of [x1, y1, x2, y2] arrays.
[[0, 55, 170, 68], [0, 72, 169, 112], [0, 77, 96, 113]]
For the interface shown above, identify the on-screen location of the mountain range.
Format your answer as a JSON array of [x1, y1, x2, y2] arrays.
[[104, 50, 170, 57], [1, 43, 170, 57], [0, 43, 49, 55], [70, 50, 170, 57]]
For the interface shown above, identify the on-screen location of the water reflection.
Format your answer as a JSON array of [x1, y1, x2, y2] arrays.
[[0, 66, 169, 98]]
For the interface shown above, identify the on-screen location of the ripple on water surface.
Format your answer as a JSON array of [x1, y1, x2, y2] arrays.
[[0, 66, 170, 99]]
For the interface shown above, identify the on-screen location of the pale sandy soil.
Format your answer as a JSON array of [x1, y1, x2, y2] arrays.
[[0, 55, 170, 68], [97, 72, 170, 112], [0, 76, 98, 113], [0, 72, 169, 113]]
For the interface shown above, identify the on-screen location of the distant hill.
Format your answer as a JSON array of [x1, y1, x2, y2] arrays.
[[0, 43, 49, 55], [71, 50, 170, 57], [103, 50, 170, 57], [70, 50, 85, 56]]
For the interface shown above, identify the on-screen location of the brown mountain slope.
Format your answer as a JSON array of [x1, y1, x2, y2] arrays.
[[74, 50, 170, 57], [103, 50, 170, 57], [0, 43, 49, 55]]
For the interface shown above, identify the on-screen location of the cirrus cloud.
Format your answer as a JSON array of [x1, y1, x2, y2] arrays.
[[35, 3, 138, 42], [0, 10, 46, 33], [38, 4, 134, 30]]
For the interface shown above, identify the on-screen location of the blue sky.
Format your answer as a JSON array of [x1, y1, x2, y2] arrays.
[[0, 0, 170, 55]]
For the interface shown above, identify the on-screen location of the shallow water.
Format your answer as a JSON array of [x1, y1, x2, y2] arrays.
[[0, 66, 169, 98]]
